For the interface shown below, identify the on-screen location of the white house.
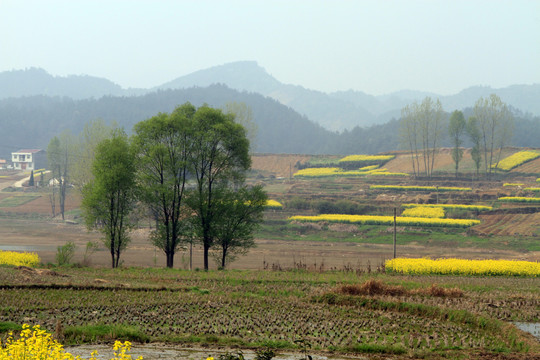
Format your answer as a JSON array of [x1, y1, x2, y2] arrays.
[[11, 149, 46, 171]]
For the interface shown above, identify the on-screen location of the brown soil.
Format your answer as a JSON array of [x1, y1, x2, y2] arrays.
[[251, 154, 312, 178], [472, 213, 540, 236]]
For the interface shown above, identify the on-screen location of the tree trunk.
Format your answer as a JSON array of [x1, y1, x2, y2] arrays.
[[203, 242, 210, 270], [221, 247, 227, 269], [166, 252, 174, 268]]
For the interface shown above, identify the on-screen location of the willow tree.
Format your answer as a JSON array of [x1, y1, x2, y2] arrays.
[[133, 103, 195, 268], [187, 105, 252, 271]]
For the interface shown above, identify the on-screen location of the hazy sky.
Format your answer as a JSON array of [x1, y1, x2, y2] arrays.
[[1, 0, 539, 95]]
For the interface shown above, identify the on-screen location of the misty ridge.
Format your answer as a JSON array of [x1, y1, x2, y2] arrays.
[[0, 61, 539, 158]]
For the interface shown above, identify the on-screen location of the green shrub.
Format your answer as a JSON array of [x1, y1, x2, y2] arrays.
[[56, 241, 76, 266]]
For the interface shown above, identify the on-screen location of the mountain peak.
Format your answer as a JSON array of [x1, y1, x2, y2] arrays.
[[156, 61, 280, 93]]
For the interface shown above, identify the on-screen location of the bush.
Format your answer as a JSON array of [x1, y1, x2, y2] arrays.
[[56, 241, 76, 266], [286, 196, 310, 210]]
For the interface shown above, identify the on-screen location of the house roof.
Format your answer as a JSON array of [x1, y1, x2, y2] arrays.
[[14, 149, 43, 154]]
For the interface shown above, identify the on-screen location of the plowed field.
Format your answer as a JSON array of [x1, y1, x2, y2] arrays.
[[473, 213, 540, 236]]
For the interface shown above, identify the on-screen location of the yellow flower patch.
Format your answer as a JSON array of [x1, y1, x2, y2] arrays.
[[289, 214, 479, 228], [0, 324, 142, 360], [493, 151, 540, 171], [0, 250, 40, 267], [402, 206, 445, 218], [386, 258, 540, 277], [401, 203, 492, 211], [265, 199, 283, 209]]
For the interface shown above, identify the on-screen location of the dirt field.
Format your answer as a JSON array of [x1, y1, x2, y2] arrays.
[[1, 218, 538, 270]]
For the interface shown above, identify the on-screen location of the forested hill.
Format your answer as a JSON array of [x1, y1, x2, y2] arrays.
[[2, 64, 540, 133], [1, 83, 539, 160], [0, 85, 337, 158]]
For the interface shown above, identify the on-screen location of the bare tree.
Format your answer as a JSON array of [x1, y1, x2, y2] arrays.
[[474, 94, 513, 176], [400, 97, 445, 177]]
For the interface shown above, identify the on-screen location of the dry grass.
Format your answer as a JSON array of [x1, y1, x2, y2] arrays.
[[336, 279, 464, 298]]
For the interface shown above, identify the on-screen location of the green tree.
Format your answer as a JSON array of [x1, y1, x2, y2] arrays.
[[448, 110, 466, 177], [473, 94, 514, 176], [188, 105, 251, 270], [47, 131, 74, 220], [81, 130, 137, 268], [466, 116, 482, 177], [133, 103, 195, 268], [211, 185, 267, 269]]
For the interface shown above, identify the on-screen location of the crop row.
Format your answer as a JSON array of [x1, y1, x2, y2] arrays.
[[401, 203, 492, 211], [523, 187, 540, 192], [0, 250, 40, 267], [289, 214, 480, 228], [0, 290, 513, 353], [370, 185, 472, 192], [493, 150, 540, 171], [386, 258, 540, 277], [498, 196, 540, 203], [401, 206, 445, 218]]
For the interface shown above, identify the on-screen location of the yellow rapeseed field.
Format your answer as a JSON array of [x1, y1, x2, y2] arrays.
[[0, 250, 40, 267], [386, 258, 540, 277], [338, 154, 395, 163], [293, 166, 407, 178], [293, 167, 341, 177], [370, 185, 471, 192], [401, 203, 492, 211], [493, 150, 540, 171], [0, 324, 142, 360], [498, 196, 540, 203], [265, 199, 283, 209], [289, 214, 480, 228], [401, 206, 445, 218]]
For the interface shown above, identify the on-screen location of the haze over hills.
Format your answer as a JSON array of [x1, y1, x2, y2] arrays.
[[1, 62, 539, 132]]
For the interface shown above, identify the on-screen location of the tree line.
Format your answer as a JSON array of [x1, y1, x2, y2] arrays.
[[400, 94, 514, 178], [2, 85, 539, 159], [47, 103, 267, 270]]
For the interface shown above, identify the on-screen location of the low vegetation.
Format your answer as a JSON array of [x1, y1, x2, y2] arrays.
[[0, 324, 140, 360], [386, 258, 540, 276], [0, 267, 538, 359], [0, 251, 40, 267]]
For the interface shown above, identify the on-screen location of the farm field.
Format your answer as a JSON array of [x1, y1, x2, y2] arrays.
[[0, 267, 539, 360], [1, 150, 540, 359]]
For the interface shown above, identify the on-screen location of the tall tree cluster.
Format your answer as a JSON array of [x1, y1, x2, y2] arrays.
[[76, 103, 266, 269], [400, 97, 445, 177], [400, 94, 513, 178]]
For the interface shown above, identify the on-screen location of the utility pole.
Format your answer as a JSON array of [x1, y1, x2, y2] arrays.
[[393, 207, 397, 259]]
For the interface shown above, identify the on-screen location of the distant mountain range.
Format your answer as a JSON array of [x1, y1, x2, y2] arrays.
[[2, 62, 539, 131]]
